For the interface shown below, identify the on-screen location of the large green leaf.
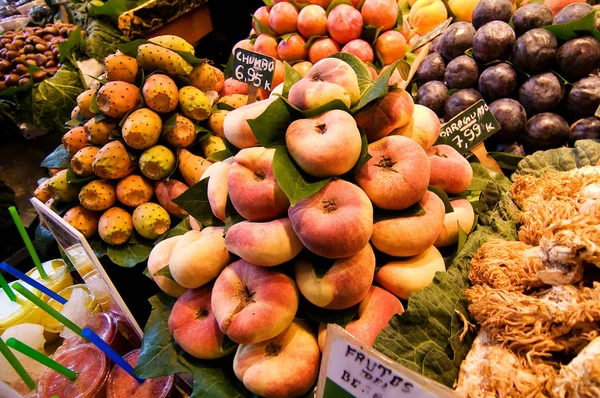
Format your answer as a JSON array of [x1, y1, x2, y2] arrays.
[[58, 27, 85, 64], [328, 52, 373, 96], [544, 10, 600, 41], [247, 98, 292, 147], [41, 145, 71, 169], [283, 61, 303, 98], [83, 19, 131, 63], [351, 58, 410, 112], [106, 233, 153, 268], [279, 96, 351, 119], [172, 179, 224, 227]]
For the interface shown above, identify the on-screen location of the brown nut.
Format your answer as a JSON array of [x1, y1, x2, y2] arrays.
[[5, 74, 19, 86], [32, 70, 46, 82], [59, 27, 68, 36], [1, 38, 11, 46], [0, 81, 6, 91], [42, 34, 53, 42], [52, 48, 59, 58], [45, 66, 57, 76], [35, 44, 47, 52], [23, 44, 34, 54], [11, 57, 24, 67], [18, 77, 30, 86], [25, 59, 37, 66], [0, 60, 10, 73], [13, 40, 24, 49], [4, 43, 15, 51], [15, 64, 28, 75], [45, 60, 56, 68], [6, 51, 19, 61], [25, 53, 36, 60], [35, 54, 47, 66]]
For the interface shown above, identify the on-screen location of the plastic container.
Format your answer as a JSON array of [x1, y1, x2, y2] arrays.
[[0, 15, 30, 31], [0, 281, 42, 334], [26, 259, 74, 301], [17, 0, 42, 16], [40, 284, 101, 334]]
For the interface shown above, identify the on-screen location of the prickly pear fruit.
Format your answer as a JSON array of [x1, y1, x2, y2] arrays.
[[71, 106, 80, 119], [98, 207, 133, 245], [71, 146, 100, 177], [132, 202, 171, 239], [178, 86, 211, 122], [142, 74, 178, 114], [97, 81, 141, 119], [104, 53, 138, 83], [122, 108, 162, 150], [62, 126, 89, 155], [148, 35, 195, 53], [221, 78, 248, 95], [155, 179, 189, 218], [63, 206, 100, 239], [84, 117, 118, 146], [164, 114, 196, 148], [93, 141, 136, 179], [116, 174, 154, 207], [79, 180, 117, 211], [137, 44, 193, 77], [47, 169, 80, 202], [178, 148, 212, 186], [76, 89, 97, 119], [217, 94, 248, 109], [34, 179, 53, 203], [90, 73, 107, 91], [48, 168, 63, 176], [200, 135, 226, 158], [208, 110, 228, 139], [139, 145, 176, 180], [189, 63, 223, 92]]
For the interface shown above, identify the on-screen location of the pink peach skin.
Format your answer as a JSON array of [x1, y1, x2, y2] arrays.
[[221, 78, 249, 96], [253, 6, 271, 30], [354, 88, 414, 143], [269, 2, 299, 35], [147, 236, 187, 298], [327, 4, 363, 44], [211, 260, 299, 344], [223, 97, 277, 149], [361, 0, 399, 31], [277, 34, 308, 62], [207, 161, 231, 222], [545, 0, 585, 15], [297, 5, 328, 39], [154, 179, 189, 219], [189, 215, 201, 231], [308, 37, 341, 64], [391, 104, 441, 150], [427, 145, 473, 194], [342, 39, 375, 64], [254, 34, 280, 60]]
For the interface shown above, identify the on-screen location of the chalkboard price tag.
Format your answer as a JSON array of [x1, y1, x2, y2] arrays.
[[316, 325, 460, 398], [435, 100, 501, 155], [232, 48, 276, 91]]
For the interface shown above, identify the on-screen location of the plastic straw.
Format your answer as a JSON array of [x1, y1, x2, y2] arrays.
[[0, 263, 66, 305], [82, 328, 145, 384], [12, 283, 83, 338], [8, 206, 47, 280], [0, 337, 36, 390], [0, 272, 16, 302], [6, 338, 78, 381]]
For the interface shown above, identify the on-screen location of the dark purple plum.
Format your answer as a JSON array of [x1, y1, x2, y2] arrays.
[[440, 22, 476, 61], [487, 98, 527, 146], [522, 113, 569, 153], [416, 53, 446, 84], [569, 117, 600, 142], [478, 63, 517, 101], [511, 3, 553, 37], [519, 72, 563, 114], [473, 21, 515, 63], [430, 35, 443, 54], [444, 89, 483, 120], [556, 37, 600, 81], [491, 142, 525, 156], [472, 0, 513, 29], [444, 55, 478, 89], [416, 81, 448, 118], [567, 75, 600, 117], [510, 28, 557, 74], [554, 3, 594, 25]]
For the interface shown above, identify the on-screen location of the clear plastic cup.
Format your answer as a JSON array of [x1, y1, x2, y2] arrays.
[[0, 281, 42, 334], [26, 259, 74, 301], [106, 349, 173, 398], [40, 284, 101, 334]]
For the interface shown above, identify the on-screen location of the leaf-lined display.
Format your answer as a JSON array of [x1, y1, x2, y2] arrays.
[[106, 233, 153, 268], [351, 58, 411, 112], [428, 185, 454, 213], [41, 145, 71, 169], [283, 61, 303, 98], [251, 15, 277, 36], [279, 96, 351, 119], [153, 266, 175, 281], [172, 179, 224, 227], [58, 27, 85, 63], [328, 52, 373, 96], [247, 98, 292, 147]]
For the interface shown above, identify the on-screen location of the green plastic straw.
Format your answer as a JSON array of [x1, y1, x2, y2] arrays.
[[12, 283, 84, 338], [0, 272, 16, 302], [0, 337, 36, 390], [8, 206, 47, 280], [6, 338, 78, 381]]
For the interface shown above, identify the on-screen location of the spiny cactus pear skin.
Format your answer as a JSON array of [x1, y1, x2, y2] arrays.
[[48, 169, 63, 176], [71, 106, 80, 119], [34, 179, 53, 203], [137, 44, 193, 77], [122, 108, 163, 150], [93, 141, 136, 179], [132, 202, 171, 240], [142, 74, 178, 114], [63, 206, 100, 239], [116, 174, 154, 207], [62, 126, 89, 155], [154, 179, 189, 218], [207, 110, 228, 139], [97, 81, 141, 119], [200, 135, 226, 158], [47, 169, 80, 202], [79, 180, 117, 211], [104, 53, 138, 83], [189, 63, 224, 92], [139, 145, 176, 180], [221, 78, 248, 96], [164, 114, 196, 148], [84, 117, 118, 146], [178, 148, 212, 186], [76, 89, 98, 119], [217, 94, 248, 110], [148, 35, 195, 53], [71, 146, 100, 177], [178, 86, 211, 122], [98, 207, 133, 245]]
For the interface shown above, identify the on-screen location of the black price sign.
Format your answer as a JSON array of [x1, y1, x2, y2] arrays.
[[232, 48, 275, 91], [435, 100, 501, 154]]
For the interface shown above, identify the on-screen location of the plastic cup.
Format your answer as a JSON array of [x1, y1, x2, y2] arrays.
[[40, 284, 101, 334], [36, 344, 109, 398], [106, 349, 173, 398], [26, 259, 73, 301], [0, 282, 42, 334]]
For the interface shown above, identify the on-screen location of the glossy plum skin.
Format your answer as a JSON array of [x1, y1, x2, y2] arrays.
[[487, 98, 527, 146], [416, 81, 448, 118], [519, 72, 563, 115], [440, 22, 476, 61], [554, 3, 594, 25], [416, 53, 446, 84], [556, 37, 600, 81], [478, 63, 517, 102], [473, 21, 515, 63], [444, 55, 478, 89], [444, 89, 483, 120], [510, 28, 557, 74], [570, 117, 600, 142], [567, 75, 600, 117], [472, 0, 513, 29], [512, 3, 553, 37], [522, 113, 569, 154]]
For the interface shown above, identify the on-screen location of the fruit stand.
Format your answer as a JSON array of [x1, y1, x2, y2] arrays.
[[1, 0, 600, 397]]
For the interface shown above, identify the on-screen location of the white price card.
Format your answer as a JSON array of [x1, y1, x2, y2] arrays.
[[316, 325, 460, 398]]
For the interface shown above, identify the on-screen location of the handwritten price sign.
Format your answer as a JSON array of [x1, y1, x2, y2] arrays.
[[436, 100, 500, 154], [232, 48, 275, 91]]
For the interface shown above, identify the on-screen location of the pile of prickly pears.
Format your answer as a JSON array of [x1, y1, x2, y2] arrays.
[[34, 35, 262, 247]]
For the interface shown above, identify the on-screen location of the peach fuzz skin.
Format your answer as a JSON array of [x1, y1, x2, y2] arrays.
[[327, 4, 363, 44], [228, 147, 290, 222], [342, 39, 374, 64], [434, 199, 475, 248], [371, 190, 445, 257], [355, 135, 430, 210], [427, 144, 473, 195], [168, 286, 237, 359], [211, 260, 299, 345], [207, 160, 232, 222], [269, 2, 299, 35], [233, 320, 320, 398], [295, 243, 375, 310], [361, 0, 399, 31], [308, 37, 341, 64], [147, 236, 187, 298], [391, 104, 441, 150], [297, 5, 327, 39], [318, 286, 404, 350], [223, 97, 277, 149], [289, 179, 373, 259], [225, 218, 304, 267], [354, 88, 414, 143]]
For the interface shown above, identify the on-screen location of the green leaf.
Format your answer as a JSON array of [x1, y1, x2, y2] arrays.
[[279, 33, 295, 42], [303, 35, 327, 49], [544, 10, 599, 41], [328, 52, 373, 96], [326, 0, 354, 14], [373, 201, 425, 223], [89, 239, 108, 259], [153, 266, 175, 281], [156, 216, 192, 244], [353, 127, 372, 171], [247, 98, 292, 147], [351, 58, 410, 112], [283, 61, 303, 98], [428, 185, 454, 213], [363, 25, 382, 46], [279, 95, 351, 119], [41, 145, 71, 169], [288, 0, 308, 9], [209, 149, 234, 162], [59, 27, 84, 63], [251, 14, 277, 36], [273, 146, 330, 206], [172, 179, 225, 227], [106, 234, 153, 268], [161, 113, 178, 135], [66, 168, 95, 184], [217, 102, 235, 111], [263, 0, 273, 5], [488, 151, 524, 172], [398, 0, 410, 14], [300, 296, 359, 328], [224, 196, 245, 234], [83, 19, 131, 63]]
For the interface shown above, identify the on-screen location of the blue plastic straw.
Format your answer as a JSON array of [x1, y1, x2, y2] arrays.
[[0, 262, 66, 305], [82, 328, 145, 384]]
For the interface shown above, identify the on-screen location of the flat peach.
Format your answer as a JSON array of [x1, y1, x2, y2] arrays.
[[147, 236, 186, 298]]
